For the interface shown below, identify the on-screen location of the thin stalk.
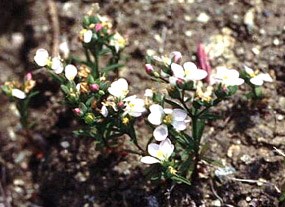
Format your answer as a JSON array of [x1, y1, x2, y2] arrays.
[[127, 126, 144, 152]]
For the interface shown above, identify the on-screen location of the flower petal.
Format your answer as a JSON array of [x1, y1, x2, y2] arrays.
[[148, 143, 160, 157], [159, 138, 174, 159], [171, 63, 184, 79], [140, 156, 160, 164], [153, 124, 168, 141], [65, 64, 78, 81], [172, 109, 187, 121], [83, 30, 93, 43], [259, 73, 273, 82], [11, 89, 26, 99], [250, 76, 263, 86], [172, 120, 187, 131], [34, 48, 49, 67], [51, 57, 64, 74]]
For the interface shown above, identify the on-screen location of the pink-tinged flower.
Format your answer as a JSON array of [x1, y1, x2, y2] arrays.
[[244, 65, 273, 86], [145, 64, 154, 75], [212, 67, 244, 86], [25, 73, 33, 81], [140, 138, 174, 164], [95, 23, 103, 32], [170, 51, 182, 63], [170, 62, 208, 82]]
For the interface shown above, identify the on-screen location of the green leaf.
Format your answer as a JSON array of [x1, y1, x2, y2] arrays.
[[102, 63, 124, 73], [60, 85, 70, 95], [79, 102, 88, 113], [196, 119, 205, 140], [200, 112, 221, 120], [254, 86, 262, 97], [170, 174, 191, 185], [85, 96, 95, 107], [164, 99, 183, 109], [202, 156, 224, 168]]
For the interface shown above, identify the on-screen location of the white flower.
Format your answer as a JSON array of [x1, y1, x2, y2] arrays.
[[123, 95, 146, 117], [109, 32, 126, 52], [51, 57, 64, 74], [141, 138, 174, 164], [108, 78, 129, 98], [34, 48, 49, 67], [59, 40, 70, 59], [11, 89, 26, 99], [100, 105, 108, 117], [144, 89, 153, 98], [244, 65, 273, 86], [64, 64, 78, 81], [83, 30, 93, 43], [213, 66, 244, 86], [171, 62, 207, 82], [148, 104, 188, 132]]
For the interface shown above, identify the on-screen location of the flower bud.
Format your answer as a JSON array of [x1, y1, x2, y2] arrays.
[[25, 73, 33, 81], [170, 51, 182, 63], [73, 108, 83, 117], [89, 83, 100, 92], [117, 101, 125, 109], [145, 64, 154, 75], [84, 113, 96, 124], [176, 78, 185, 89], [95, 23, 103, 32]]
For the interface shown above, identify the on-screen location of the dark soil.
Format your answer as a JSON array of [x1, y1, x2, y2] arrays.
[[0, 0, 285, 206]]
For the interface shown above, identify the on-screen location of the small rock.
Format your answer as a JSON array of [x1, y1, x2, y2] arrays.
[[146, 195, 159, 207], [60, 141, 70, 148], [277, 114, 284, 121], [211, 199, 221, 207], [197, 12, 210, 23], [252, 47, 260, 55], [240, 154, 254, 164], [215, 166, 236, 179], [244, 8, 255, 29], [185, 30, 193, 37], [227, 144, 241, 158], [273, 38, 280, 46]]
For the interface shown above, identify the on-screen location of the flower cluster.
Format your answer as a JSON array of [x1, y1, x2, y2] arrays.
[[2, 73, 36, 100]]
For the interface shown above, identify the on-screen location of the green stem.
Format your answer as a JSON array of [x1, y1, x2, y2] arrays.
[[127, 126, 144, 153]]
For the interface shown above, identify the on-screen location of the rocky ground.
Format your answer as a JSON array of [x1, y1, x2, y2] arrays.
[[0, 0, 285, 206]]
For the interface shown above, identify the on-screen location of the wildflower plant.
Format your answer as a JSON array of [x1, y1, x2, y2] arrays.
[[1, 73, 37, 128], [241, 65, 273, 99], [1, 4, 274, 187]]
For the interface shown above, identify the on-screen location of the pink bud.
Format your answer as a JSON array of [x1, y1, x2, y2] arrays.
[[73, 108, 82, 116], [25, 72, 33, 81], [197, 43, 211, 84], [171, 51, 182, 63], [89, 83, 100, 92], [176, 78, 185, 88], [117, 101, 125, 109], [95, 23, 103, 32], [145, 64, 154, 75]]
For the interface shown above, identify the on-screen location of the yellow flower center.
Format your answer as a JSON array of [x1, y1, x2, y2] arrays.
[[163, 115, 173, 124], [168, 166, 177, 175], [122, 117, 129, 125], [156, 150, 165, 160]]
